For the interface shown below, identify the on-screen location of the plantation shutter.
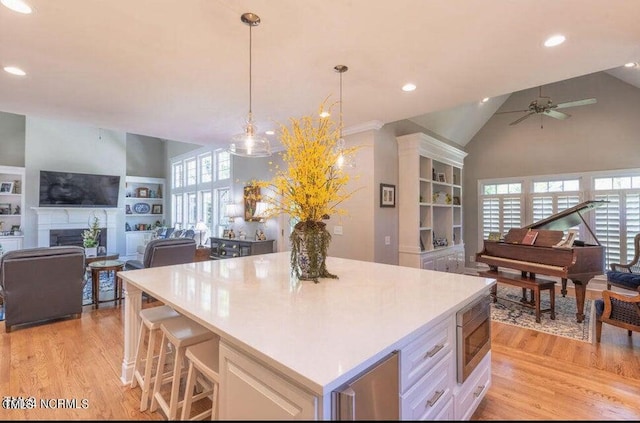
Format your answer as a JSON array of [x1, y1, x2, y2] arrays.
[[595, 193, 621, 268]]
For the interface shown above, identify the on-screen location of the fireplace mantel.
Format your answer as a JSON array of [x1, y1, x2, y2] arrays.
[[31, 207, 118, 248]]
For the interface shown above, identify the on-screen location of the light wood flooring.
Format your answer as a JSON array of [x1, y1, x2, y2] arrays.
[[1, 290, 639, 420]]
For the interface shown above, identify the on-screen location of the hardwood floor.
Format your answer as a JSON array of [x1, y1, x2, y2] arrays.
[[1, 290, 639, 420]]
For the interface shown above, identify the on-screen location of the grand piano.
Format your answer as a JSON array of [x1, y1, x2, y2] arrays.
[[476, 200, 606, 323]]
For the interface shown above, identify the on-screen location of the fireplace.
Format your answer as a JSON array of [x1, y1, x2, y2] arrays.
[[32, 207, 118, 251], [49, 228, 108, 248]]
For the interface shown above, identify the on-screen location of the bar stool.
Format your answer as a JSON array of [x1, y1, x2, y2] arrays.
[[150, 316, 215, 420], [181, 338, 220, 420], [130, 305, 181, 411]]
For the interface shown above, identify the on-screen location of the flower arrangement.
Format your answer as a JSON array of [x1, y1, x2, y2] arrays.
[[256, 100, 360, 281], [82, 216, 101, 248]]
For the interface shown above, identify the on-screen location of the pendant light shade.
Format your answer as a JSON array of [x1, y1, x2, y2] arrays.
[[334, 64, 354, 168], [229, 12, 271, 158]]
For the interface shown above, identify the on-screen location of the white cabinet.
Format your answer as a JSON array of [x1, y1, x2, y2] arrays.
[[219, 341, 318, 420], [397, 133, 467, 271], [454, 351, 491, 420], [399, 314, 455, 420], [0, 166, 25, 252], [124, 176, 165, 260]]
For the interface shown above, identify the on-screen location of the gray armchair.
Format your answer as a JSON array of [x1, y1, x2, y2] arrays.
[[124, 238, 197, 271], [0, 246, 85, 332]]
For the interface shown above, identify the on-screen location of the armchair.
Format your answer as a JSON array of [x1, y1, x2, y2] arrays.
[[124, 238, 197, 271], [606, 233, 640, 292], [594, 287, 640, 342], [0, 246, 85, 332]]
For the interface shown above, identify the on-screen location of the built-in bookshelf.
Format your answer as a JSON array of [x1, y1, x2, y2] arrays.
[[397, 133, 467, 272], [124, 176, 165, 259], [0, 165, 25, 253]]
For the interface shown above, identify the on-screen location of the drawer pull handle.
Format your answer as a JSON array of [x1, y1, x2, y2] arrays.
[[473, 385, 486, 398], [425, 344, 444, 358], [426, 390, 444, 407]]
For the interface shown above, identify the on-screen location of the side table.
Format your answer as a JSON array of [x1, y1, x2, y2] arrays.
[[88, 259, 125, 309]]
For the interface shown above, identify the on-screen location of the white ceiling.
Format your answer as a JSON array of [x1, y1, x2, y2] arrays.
[[1, 0, 639, 149]]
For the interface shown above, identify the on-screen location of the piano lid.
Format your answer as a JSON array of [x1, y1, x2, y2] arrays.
[[524, 200, 608, 239]]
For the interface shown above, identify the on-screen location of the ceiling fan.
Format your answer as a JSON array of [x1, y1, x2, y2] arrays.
[[496, 86, 597, 128]]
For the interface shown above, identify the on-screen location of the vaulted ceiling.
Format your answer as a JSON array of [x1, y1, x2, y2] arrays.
[[1, 0, 639, 149]]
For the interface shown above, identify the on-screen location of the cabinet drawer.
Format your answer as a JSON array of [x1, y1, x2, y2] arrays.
[[454, 351, 491, 420], [400, 315, 453, 392], [401, 350, 454, 420]]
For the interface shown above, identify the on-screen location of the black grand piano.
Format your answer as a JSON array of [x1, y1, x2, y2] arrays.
[[476, 200, 606, 323]]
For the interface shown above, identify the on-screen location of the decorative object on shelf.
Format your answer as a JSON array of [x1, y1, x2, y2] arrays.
[[135, 187, 149, 198], [0, 182, 13, 193], [0, 203, 11, 215], [125, 222, 132, 231], [13, 205, 20, 215], [229, 12, 271, 158], [156, 185, 162, 198], [433, 191, 451, 205], [255, 100, 360, 282], [453, 196, 460, 205], [151, 204, 162, 214], [432, 168, 436, 181], [433, 236, 448, 248], [83, 216, 101, 256], [380, 183, 396, 208], [12, 180, 20, 194], [244, 185, 261, 221], [126, 204, 132, 214], [133, 203, 151, 214], [437, 173, 446, 183], [255, 229, 266, 241]]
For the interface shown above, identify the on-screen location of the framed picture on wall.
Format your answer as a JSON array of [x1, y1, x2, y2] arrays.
[[244, 185, 261, 221], [380, 183, 396, 208]]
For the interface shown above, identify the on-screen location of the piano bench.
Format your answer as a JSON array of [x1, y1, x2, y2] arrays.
[[479, 270, 556, 323]]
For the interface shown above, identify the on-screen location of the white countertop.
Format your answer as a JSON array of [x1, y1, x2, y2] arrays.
[[119, 252, 495, 395]]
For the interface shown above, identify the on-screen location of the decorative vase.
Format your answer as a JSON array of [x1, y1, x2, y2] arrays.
[[85, 247, 98, 257], [290, 221, 337, 282]]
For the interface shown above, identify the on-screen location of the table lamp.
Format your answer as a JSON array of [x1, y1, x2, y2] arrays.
[[195, 221, 209, 247]]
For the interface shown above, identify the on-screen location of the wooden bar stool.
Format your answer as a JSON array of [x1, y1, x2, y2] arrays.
[[130, 305, 181, 411], [150, 316, 215, 420], [181, 338, 220, 420]]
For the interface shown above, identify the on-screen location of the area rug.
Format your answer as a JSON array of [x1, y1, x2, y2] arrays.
[[491, 284, 594, 343]]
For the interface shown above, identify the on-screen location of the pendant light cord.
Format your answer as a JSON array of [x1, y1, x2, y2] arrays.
[[248, 23, 253, 117]]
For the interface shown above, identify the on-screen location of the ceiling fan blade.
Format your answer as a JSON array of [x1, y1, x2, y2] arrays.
[[554, 98, 597, 109], [545, 109, 571, 120], [509, 112, 535, 126], [495, 109, 531, 115]]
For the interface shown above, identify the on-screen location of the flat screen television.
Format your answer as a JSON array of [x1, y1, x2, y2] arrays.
[[39, 170, 121, 207]]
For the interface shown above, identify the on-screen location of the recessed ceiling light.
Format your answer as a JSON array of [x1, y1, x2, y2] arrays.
[[402, 83, 416, 92], [265, 130, 275, 135], [481, 97, 490, 103], [624, 62, 637, 68], [544, 34, 566, 47], [3, 66, 26, 76], [319, 111, 330, 118], [1, 0, 33, 14]]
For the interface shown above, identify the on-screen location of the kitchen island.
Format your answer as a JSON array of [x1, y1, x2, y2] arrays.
[[118, 252, 495, 420]]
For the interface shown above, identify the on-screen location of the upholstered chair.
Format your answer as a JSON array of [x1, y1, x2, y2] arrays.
[[124, 238, 197, 271], [594, 287, 640, 342], [0, 246, 85, 332], [606, 233, 640, 293]]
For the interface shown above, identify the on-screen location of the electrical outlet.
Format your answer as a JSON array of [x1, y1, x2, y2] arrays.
[[384, 236, 391, 245], [334, 225, 343, 235]]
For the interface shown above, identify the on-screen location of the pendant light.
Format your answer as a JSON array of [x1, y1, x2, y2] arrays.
[[229, 13, 271, 157], [334, 64, 354, 168]]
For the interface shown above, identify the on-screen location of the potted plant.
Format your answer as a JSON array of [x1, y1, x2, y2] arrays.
[[83, 216, 101, 257], [256, 100, 360, 282]]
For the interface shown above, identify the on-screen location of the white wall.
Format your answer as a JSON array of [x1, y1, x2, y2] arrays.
[[24, 117, 127, 249], [0, 112, 25, 166], [464, 72, 640, 265]]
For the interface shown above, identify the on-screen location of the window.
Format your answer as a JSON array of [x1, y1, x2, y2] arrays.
[[479, 170, 640, 270], [170, 147, 232, 234]]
